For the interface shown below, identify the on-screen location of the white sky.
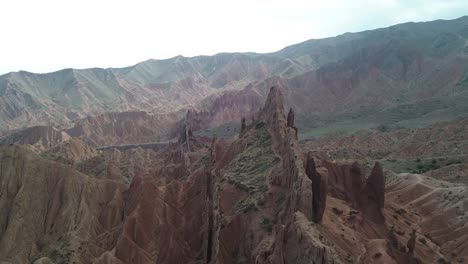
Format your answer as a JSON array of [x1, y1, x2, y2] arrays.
[[0, 0, 467, 74]]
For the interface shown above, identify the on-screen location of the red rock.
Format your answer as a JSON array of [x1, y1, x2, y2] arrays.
[[305, 152, 328, 223]]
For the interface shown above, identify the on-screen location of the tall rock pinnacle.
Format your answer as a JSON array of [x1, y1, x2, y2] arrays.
[[305, 152, 328, 223], [287, 108, 295, 127]]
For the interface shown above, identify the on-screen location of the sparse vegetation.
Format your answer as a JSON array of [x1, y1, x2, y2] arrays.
[[235, 197, 259, 213], [396, 230, 405, 236], [437, 257, 450, 264], [260, 217, 273, 233], [418, 237, 427, 245], [227, 122, 274, 193], [199, 155, 210, 165], [332, 207, 343, 215], [396, 208, 407, 215], [447, 159, 462, 166], [227, 121, 278, 213], [76, 154, 107, 177], [30, 240, 72, 264], [232, 247, 247, 264], [410, 159, 441, 173]]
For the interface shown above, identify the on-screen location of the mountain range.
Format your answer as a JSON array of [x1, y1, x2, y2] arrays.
[[2, 16, 468, 143]]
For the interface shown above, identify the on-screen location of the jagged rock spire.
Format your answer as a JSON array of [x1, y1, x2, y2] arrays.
[[261, 87, 286, 122], [240, 117, 246, 135], [287, 108, 295, 127], [407, 230, 417, 255], [305, 152, 328, 223], [367, 162, 385, 209], [178, 110, 193, 151]]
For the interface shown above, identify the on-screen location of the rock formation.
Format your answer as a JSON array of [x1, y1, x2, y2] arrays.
[[322, 160, 363, 207], [407, 230, 417, 255], [305, 152, 328, 223], [322, 159, 385, 223], [177, 112, 194, 151], [240, 116, 246, 134], [287, 108, 295, 127], [286, 108, 299, 139], [0, 86, 464, 264]]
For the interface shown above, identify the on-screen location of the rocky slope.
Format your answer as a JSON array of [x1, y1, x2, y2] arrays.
[[386, 173, 468, 263], [1, 87, 466, 263]]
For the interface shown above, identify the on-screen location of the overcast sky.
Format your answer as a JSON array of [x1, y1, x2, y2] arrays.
[[0, 0, 467, 75]]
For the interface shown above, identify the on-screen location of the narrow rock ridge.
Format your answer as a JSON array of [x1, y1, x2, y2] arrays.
[[261, 87, 311, 213]]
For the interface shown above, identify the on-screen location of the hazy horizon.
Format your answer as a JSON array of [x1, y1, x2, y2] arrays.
[[1, 0, 467, 75]]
